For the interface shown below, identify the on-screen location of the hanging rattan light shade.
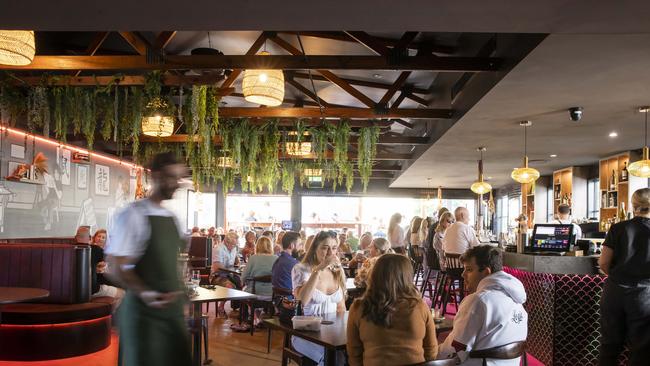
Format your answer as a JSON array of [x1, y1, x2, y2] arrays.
[[242, 51, 285, 106], [0, 31, 35, 66], [286, 142, 312, 156], [141, 115, 174, 137]]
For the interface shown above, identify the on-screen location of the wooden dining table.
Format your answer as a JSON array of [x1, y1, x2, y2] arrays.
[[0, 286, 50, 324], [189, 286, 256, 366], [263, 311, 454, 366]]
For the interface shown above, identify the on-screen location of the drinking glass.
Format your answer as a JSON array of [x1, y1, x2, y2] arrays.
[[191, 270, 201, 289]]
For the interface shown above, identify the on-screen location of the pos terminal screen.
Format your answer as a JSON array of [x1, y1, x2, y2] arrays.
[[531, 224, 574, 252]]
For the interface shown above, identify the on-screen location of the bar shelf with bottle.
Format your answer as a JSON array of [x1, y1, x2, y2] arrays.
[[599, 151, 644, 231], [552, 166, 588, 219]]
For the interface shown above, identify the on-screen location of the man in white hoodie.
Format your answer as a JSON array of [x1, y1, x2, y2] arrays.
[[439, 245, 528, 365]]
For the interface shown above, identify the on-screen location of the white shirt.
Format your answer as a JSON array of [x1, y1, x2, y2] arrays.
[[388, 225, 406, 248], [291, 263, 344, 316], [213, 243, 239, 267], [443, 221, 480, 255], [439, 271, 528, 366], [553, 218, 583, 241], [106, 199, 185, 259]]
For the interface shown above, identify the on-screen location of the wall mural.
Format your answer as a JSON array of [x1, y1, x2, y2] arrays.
[[0, 129, 140, 238]]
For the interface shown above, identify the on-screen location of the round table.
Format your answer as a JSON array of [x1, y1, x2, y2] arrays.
[[0, 287, 50, 304], [0, 287, 50, 324]]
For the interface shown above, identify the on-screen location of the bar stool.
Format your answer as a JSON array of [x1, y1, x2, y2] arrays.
[[420, 247, 441, 301], [468, 341, 528, 366], [187, 310, 211, 364], [411, 245, 425, 286], [441, 253, 464, 316]]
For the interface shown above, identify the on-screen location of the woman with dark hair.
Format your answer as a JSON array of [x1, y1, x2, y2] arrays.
[[347, 254, 438, 366], [291, 230, 347, 365]]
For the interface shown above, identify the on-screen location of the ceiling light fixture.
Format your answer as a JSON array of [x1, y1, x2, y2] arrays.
[[0, 30, 35, 66], [141, 97, 174, 137], [511, 121, 540, 184], [550, 154, 557, 158], [628, 107, 650, 178], [609, 132, 618, 138], [242, 51, 285, 106], [471, 147, 492, 195]]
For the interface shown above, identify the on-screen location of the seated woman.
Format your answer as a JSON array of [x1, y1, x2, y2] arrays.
[[242, 236, 277, 297], [292, 230, 347, 365], [89, 229, 124, 309], [240, 236, 277, 328], [347, 254, 438, 366], [241, 231, 257, 263], [354, 237, 393, 288]]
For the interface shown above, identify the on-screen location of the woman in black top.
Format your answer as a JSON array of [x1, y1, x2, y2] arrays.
[[599, 188, 650, 366]]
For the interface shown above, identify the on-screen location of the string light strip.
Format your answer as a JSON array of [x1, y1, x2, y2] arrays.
[[0, 126, 142, 170]]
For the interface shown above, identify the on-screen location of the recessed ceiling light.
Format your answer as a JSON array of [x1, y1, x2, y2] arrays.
[[550, 154, 557, 158], [609, 132, 618, 138], [373, 74, 382, 79]]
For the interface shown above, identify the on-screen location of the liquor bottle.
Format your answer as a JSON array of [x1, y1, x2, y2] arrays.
[[621, 161, 629, 182], [610, 170, 617, 190], [609, 194, 615, 208], [602, 191, 608, 207], [619, 202, 627, 222]]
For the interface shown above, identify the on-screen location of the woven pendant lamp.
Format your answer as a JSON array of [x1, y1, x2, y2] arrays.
[[242, 51, 285, 106], [0, 30, 35, 66]]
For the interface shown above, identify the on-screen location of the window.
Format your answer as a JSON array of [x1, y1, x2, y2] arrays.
[[587, 178, 600, 220], [547, 188, 554, 222], [495, 194, 521, 234]]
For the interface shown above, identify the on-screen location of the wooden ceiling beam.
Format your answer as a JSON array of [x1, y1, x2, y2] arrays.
[[394, 32, 420, 52], [276, 31, 456, 55], [291, 72, 429, 95], [405, 92, 429, 107], [117, 31, 150, 56], [73, 31, 110, 77], [15, 74, 228, 87], [220, 31, 268, 90], [269, 35, 377, 107], [1, 55, 501, 72], [344, 32, 390, 56], [140, 134, 427, 145], [379, 71, 411, 106], [218, 107, 451, 119], [285, 76, 331, 107], [154, 31, 177, 50]]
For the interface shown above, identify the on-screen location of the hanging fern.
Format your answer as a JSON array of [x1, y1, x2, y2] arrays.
[[309, 125, 330, 163], [51, 87, 67, 142], [206, 86, 220, 134], [357, 125, 380, 192], [0, 82, 27, 127], [281, 161, 297, 195], [332, 120, 350, 166]]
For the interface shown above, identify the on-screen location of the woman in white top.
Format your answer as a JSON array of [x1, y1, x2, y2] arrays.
[[432, 212, 455, 270], [388, 213, 406, 254], [291, 230, 347, 365]]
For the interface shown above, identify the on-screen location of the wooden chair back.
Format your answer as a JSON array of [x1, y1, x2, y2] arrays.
[[468, 341, 527, 366]]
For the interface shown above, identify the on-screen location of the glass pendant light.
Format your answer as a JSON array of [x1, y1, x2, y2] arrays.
[[628, 107, 650, 177], [471, 147, 492, 194], [511, 121, 540, 184]]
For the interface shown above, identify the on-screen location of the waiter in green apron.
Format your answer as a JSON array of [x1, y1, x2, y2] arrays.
[[106, 152, 192, 366]]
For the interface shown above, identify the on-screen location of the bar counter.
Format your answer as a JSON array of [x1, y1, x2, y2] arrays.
[[503, 252, 616, 366]]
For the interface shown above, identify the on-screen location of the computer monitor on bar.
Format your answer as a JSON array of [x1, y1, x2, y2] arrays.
[[530, 224, 574, 253]]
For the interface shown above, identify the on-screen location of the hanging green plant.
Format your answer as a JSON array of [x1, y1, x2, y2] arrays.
[[281, 161, 297, 195], [258, 120, 280, 192], [206, 86, 220, 134], [357, 125, 380, 192], [81, 89, 96, 149], [27, 86, 49, 134], [309, 124, 330, 163], [332, 120, 350, 166], [0, 81, 27, 127], [51, 86, 67, 142], [130, 87, 144, 158]]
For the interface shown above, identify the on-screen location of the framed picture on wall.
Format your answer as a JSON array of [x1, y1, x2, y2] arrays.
[[10, 144, 25, 159], [95, 164, 110, 196], [77, 165, 88, 189], [59, 148, 71, 186]]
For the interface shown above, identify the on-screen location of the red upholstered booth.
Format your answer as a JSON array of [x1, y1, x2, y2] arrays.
[[0, 243, 113, 361]]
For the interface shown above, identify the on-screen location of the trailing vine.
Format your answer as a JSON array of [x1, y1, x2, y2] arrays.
[[357, 125, 380, 192]]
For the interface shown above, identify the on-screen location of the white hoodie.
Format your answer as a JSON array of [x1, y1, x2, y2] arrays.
[[439, 271, 528, 366]]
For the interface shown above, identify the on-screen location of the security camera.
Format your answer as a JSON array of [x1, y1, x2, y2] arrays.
[[569, 107, 583, 122]]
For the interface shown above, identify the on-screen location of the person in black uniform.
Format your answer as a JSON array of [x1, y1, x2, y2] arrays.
[[599, 188, 650, 366]]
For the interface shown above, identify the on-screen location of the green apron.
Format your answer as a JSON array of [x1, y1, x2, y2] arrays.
[[119, 215, 192, 366]]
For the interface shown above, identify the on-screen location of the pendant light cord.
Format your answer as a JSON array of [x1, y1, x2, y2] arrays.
[[524, 125, 528, 156], [296, 34, 325, 119], [645, 110, 648, 147]]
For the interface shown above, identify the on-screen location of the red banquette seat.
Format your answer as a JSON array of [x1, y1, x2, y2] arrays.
[[0, 243, 113, 361]]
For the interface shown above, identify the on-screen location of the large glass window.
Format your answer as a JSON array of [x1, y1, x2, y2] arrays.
[[495, 194, 521, 234], [187, 190, 217, 231], [225, 195, 291, 231], [300, 195, 477, 237], [587, 178, 600, 220]]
